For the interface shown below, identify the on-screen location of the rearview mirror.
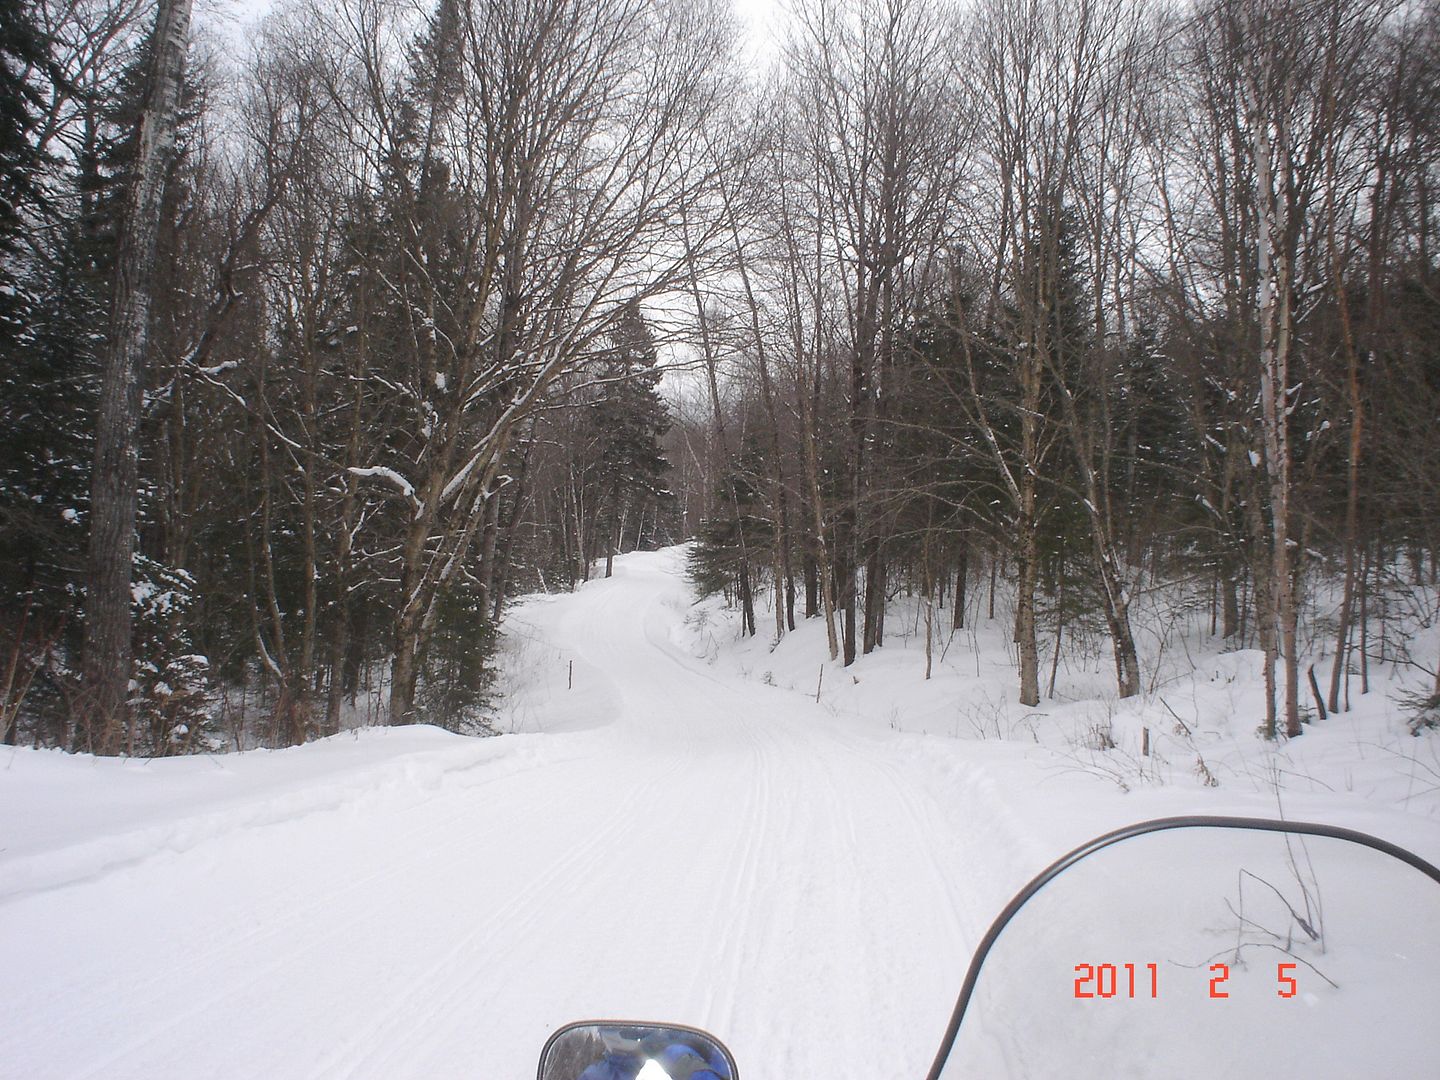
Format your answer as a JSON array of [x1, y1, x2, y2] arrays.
[[538, 1021, 738, 1080]]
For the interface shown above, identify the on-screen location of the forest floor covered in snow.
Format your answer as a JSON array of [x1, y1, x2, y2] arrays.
[[3, 546, 1438, 1078]]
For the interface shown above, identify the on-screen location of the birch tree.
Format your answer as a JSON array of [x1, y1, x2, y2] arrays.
[[1227, 0, 1382, 737]]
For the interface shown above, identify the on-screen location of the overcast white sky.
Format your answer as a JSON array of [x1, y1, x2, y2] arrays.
[[732, 0, 786, 66], [201, 0, 786, 65]]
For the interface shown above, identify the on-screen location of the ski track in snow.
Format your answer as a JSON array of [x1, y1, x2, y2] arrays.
[[0, 548, 1007, 1079]]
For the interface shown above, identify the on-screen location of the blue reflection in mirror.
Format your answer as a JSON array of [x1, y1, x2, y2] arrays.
[[539, 1021, 738, 1080]]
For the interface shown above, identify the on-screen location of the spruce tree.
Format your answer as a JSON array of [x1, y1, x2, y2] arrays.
[[0, 2, 73, 744], [591, 301, 673, 575], [0, 0, 51, 252]]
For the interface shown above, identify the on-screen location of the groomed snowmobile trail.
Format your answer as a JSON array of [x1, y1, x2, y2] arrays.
[[1, 548, 1016, 1079]]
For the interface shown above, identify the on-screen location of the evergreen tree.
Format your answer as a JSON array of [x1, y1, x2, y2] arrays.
[[0, 2, 77, 744], [0, 0, 64, 528], [590, 301, 673, 575], [688, 432, 772, 639], [0, 36, 204, 619], [0, 0, 52, 254]]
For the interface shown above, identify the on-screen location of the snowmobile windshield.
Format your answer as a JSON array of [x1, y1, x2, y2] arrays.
[[928, 817, 1440, 1080]]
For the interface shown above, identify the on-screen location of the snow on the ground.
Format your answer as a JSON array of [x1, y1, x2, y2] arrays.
[[2, 545, 1438, 1079], [684, 563, 1440, 852]]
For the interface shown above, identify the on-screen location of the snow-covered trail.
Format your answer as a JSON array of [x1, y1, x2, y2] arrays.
[[0, 549, 1001, 1079]]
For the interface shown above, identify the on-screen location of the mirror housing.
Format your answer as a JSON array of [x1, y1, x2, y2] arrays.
[[538, 1020, 738, 1080]]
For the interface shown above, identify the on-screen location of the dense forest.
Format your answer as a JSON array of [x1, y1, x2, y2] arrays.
[[1, 0, 1437, 755]]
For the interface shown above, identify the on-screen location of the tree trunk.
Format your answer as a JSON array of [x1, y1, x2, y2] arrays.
[[803, 549, 819, 619], [388, 518, 431, 725], [737, 562, 756, 638], [953, 543, 968, 631], [490, 457, 534, 622], [299, 368, 319, 705], [389, 624, 419, 726], [1246, 480, 1279, 737], [839, 548, 857, 667], [1016, 511, 1041, 707], [325, 599, 349, 737], [923, 536, 935, 680], [1092, 538, 1141, 699], [343, 602, 368, 704], [1250, 85, 1300, 738], [1359, 536, 1371, 697], [799, 392, 839, 659], [988, 550, 998, 621], [1326, 159, 1371, 714], [1052, 375, 1143, 699], [476, 491, 504, 611], [1048, 566, 1064, 700], [862, 544, 885, 654], [80, 0, 195, 755], [605, 508, 618, 578], [1221, 556, 1240, 640]]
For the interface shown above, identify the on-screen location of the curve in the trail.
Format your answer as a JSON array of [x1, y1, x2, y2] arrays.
[[0, 547, 1006, 1080], [477, 547, 997, 1077]]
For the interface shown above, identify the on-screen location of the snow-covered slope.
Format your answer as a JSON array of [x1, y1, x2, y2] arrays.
[[2, 546, 1438, 1078]]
